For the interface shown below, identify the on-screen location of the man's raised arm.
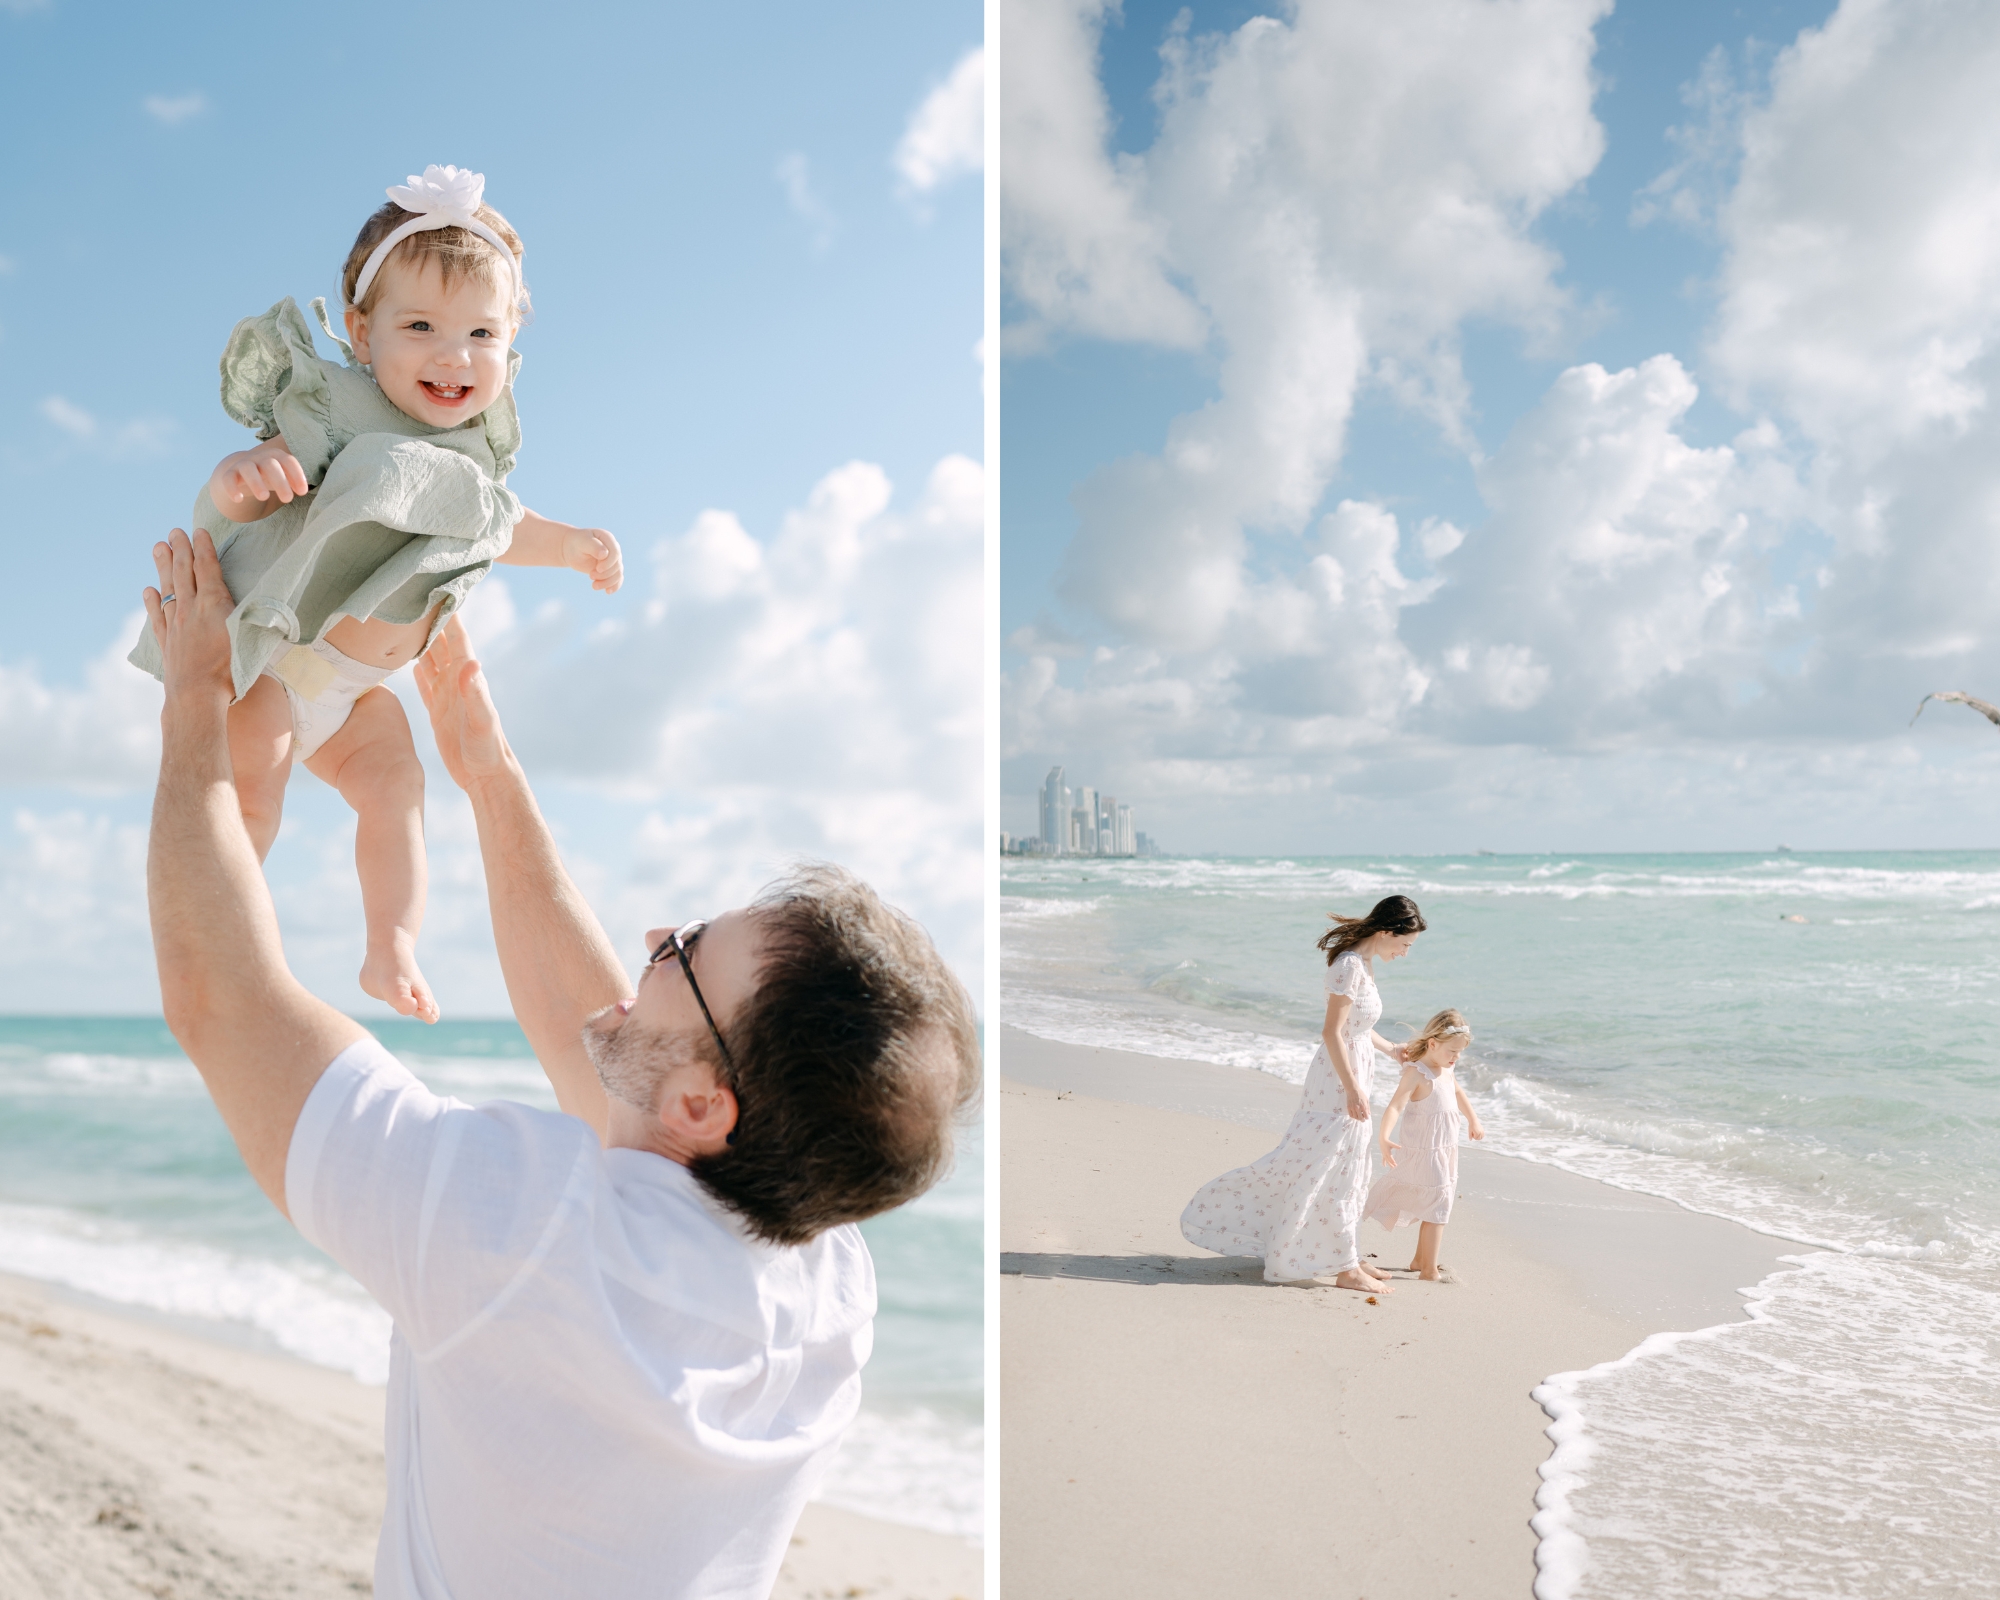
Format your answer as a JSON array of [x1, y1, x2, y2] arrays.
[[414, 616, 624, 1139], [145, 530, 364, 1215]]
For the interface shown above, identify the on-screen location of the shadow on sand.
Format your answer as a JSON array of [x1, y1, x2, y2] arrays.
[[998, 1252, 1271, 1287]]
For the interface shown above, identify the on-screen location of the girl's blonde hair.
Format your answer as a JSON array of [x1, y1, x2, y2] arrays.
[[1408, 1007, 1472, 1061], [341, 199, 529, 320]]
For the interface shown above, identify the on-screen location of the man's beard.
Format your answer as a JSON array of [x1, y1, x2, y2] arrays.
[[581, 1011, 685, 1111]]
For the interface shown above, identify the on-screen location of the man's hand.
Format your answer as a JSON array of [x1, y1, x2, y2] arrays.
[[144, 528, 236, 707], [211, 436, 309, 522], [414, 615, 510, 790], [563, 525, 623, 593]]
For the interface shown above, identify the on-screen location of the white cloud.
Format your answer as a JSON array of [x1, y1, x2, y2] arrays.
[[39, 395, 95, 437], [999, 0, 1206, 351], [441, 454, 986, 989], [36, 395, 174, 457], [775, 151, 836, 253], [0, 613, 163, 789], [895, 48, 983, 195], [142, 92, 207, 125], [1003, 0, 2000, 851], [1010, 0, 1609, 651], [0, 0, 51, 14]]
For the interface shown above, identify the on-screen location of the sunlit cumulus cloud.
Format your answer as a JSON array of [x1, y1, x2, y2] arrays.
[[1012, 0, 1607, 649], [1003, 0, 2000, 846], [0, 459, 981, 1012], [895, 48, 984, 196]]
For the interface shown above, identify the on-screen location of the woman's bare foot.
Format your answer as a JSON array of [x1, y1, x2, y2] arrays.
[[361, 937, 439, 1024], [1334, 1268, 1392, 1294]]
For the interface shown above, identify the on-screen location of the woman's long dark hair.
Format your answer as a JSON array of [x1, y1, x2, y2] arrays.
[[1317, 894, 1426, 965]]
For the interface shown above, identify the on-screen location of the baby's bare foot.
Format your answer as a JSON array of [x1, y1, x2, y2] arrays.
[[361, 939, 439, 1024]]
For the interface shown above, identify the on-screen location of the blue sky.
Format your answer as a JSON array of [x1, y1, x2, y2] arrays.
[[1001, 0, 2000, 854], [0, 0, 983, 1012]]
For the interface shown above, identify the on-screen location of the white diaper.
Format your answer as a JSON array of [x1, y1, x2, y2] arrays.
[[266, 638, 396, 762]]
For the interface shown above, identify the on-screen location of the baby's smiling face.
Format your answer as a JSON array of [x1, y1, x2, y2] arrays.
[[345, 254, 515, 429]]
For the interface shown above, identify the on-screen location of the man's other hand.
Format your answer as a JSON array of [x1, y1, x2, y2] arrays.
[[415, 615, 510, 789], [144, 528, 235, 707]]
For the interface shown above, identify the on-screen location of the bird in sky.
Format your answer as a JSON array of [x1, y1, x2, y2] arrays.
[[1911, 691, 2000, 727]]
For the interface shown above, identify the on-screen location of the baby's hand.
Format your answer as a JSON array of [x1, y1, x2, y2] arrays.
[[1380, 1136, 1401, 1167], [211, 435, 308, 513], [1468, 1119, 1485, 1142], [563, 526, 623, 594]]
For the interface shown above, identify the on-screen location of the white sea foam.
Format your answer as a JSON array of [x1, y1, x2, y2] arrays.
[[1532, 1251, 2000, 1599], [0, 1202, 393, 1380], [1003, 988, 1314, 1082], [817, 1406, 983, 1540]]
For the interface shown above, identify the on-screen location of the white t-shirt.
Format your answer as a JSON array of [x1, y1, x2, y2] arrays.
[[285, 1037, 875, 1600]]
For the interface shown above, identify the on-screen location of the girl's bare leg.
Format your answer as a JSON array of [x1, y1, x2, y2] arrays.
[[1409, 1222, 1445, 1280], [228, 676, 294, 862], [304, 686, 438, 1023]]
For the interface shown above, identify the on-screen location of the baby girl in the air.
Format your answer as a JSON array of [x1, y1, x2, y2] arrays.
[[131, 166, 619, 1023]]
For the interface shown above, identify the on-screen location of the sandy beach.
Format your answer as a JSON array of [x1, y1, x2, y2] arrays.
[[0, 1272, 978, 1600], [999, 1026, 1799, 1600]]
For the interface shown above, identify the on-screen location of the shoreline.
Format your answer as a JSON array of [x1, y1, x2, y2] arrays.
[[999, 1024, 1805, 1599], [0, 1269, 979, 1600]]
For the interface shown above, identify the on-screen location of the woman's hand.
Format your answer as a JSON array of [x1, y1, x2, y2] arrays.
[[1344, 1086, 1370, 1123]]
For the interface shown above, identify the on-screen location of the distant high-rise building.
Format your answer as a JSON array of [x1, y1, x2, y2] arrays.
[[1075, 786, 1099, 856], [1115, 804, 1135, 856], [1039, 767, 1068, 853]]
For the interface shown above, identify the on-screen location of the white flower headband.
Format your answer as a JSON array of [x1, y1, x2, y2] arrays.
[[347, 165, 524, 315], [1438, 1025, 1470, 1037]]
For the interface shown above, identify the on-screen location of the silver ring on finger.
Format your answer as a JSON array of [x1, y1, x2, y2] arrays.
[[160, 594, 178, 603]]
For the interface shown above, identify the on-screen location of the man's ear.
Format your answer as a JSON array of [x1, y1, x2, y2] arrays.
[[660, 1074, 738, 1158], [344, 306, 372, 365]]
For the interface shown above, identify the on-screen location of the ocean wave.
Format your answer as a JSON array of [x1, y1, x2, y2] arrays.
[[0, 1203, 393, 1381], [0, 1050, 207, 1098], [1003, 991, 1315, 1083], [1532, 1251, 2000, 1599], [816, 1405, 983, 1541]]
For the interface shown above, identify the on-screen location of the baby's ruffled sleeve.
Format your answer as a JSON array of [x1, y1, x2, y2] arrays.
[[216, 298, 337, 483]]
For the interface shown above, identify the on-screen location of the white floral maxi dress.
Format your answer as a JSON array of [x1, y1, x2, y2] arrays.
[[1179, 952, 1382, 1282], [1362, 1063, 1461, 1230]]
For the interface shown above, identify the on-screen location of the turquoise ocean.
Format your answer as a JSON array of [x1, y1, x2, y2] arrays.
[[1004, 851, 2000, 1598], [0, 1017, 981, 1541]]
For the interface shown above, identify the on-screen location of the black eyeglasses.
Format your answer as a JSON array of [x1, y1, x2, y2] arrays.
[[646, 920, 736, 1073]]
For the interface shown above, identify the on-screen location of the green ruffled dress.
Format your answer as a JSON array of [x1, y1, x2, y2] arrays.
[[130, 297, 523, 700]]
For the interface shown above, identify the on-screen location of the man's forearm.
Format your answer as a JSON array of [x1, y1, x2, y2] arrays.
[[150, 693, 360, 1208], [466, 749, 625, 1133]]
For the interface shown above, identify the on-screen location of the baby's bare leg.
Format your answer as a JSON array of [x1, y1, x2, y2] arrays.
[[228, 676, 294, 862], [304, 686, 438, 1024]]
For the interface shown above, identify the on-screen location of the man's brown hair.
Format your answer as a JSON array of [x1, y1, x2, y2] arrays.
[[690, 863, 981, 1245]]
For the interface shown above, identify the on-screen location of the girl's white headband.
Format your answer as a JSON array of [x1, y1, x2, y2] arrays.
[[347, 165, 523, 314]]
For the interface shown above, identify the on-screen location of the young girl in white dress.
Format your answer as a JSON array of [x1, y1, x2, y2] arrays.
[[1365, 1008, 1485, 1281], [1180, 895, 1426, 1294]]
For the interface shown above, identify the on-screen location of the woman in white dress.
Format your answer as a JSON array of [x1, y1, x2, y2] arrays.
[[1179, 895, 1426, 1294]]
